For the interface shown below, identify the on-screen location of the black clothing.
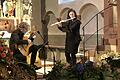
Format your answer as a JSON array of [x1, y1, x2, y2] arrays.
[[9, 29, 28, 62], [9, 29, 39, 65], [29, 44, 43, 65], [58, 18, 81, 65]]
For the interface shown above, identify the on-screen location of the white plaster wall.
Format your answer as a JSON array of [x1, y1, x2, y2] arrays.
[[58, 0, 104, 35], [46, 0, 59, 17], [58, 0, 104, 15], [80, 4, 104, 34], [46, 0, 104, 34]]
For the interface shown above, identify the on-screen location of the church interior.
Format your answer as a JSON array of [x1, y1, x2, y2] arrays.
[[0, 0, 120, 80]]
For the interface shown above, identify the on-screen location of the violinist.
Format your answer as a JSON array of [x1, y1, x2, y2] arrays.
[[9, 22, 41, 69]]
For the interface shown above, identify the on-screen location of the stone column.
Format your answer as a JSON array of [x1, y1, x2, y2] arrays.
[[104, 0, 113, 39], [117, 0, 120, 51], [16, 0, 22, 23], [31, 0, 46, 44], [104, 0, 118, 52]]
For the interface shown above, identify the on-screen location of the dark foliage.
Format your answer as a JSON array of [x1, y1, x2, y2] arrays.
[[46, 61, 105, 80], [0, 61, 37, 80], [105, 57, 120, 68]]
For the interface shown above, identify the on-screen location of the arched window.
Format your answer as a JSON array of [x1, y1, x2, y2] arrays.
[[58, 0, 75, 4]]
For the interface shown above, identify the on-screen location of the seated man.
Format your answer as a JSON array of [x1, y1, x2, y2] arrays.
[[9, 22, 41, 69]]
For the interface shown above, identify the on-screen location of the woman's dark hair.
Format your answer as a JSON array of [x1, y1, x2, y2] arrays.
[[67, 8, 77, 19]]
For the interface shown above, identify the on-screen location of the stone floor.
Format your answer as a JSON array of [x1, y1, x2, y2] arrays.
[[35, 60, 54, 80]]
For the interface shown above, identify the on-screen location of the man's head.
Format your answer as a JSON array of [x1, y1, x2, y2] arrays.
[[18, 22, 30, 33]]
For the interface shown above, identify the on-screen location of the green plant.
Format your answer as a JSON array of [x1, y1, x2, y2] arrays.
[[0, 39, 14, 63], [0, 39, 37, 80], [96, 51, 120, 79], [46, 61, 64, 80], [46, 61, 104, 80], [46, 59, 120, 80]]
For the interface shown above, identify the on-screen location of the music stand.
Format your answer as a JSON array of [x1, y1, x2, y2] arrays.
[[37, 31, 56, 75]]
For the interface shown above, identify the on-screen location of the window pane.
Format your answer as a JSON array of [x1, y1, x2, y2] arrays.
[[58, 0, 75, 4]]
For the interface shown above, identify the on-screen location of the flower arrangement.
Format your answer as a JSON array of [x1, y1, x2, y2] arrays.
[[46, 52, 120, 80], [96, 51, 120, 67], [95, 51, 120, 79], [0, 39, 14, 63], [0, 39, 37, 80], [98, 51, 120, 59], [0, 48, 37, 79], [98, 51, 120, 60]]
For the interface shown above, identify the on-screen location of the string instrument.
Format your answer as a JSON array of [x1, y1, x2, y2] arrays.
[[19, 31, 36, 56], [18, 31, 40, 64]]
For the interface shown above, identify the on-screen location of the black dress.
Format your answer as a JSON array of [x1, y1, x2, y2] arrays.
[[58, 18, 81, 65]]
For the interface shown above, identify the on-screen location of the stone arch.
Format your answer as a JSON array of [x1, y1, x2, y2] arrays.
[[78, 3, 104, 48], [42, 11, 55, 26], [59, 7, 70, 19], [79, 3, 104, 34], [42, 10, 65, 48], [79, 3, 98, 14], [41, 11, 56, 44], [43, 10, 63, 34]]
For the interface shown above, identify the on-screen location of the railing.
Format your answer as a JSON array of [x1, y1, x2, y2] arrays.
[[81, 5, 117, 60], [84, 23, 118, 43]]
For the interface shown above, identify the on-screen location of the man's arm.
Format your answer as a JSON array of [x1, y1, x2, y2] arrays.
[[11, 33, 28, 45]]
